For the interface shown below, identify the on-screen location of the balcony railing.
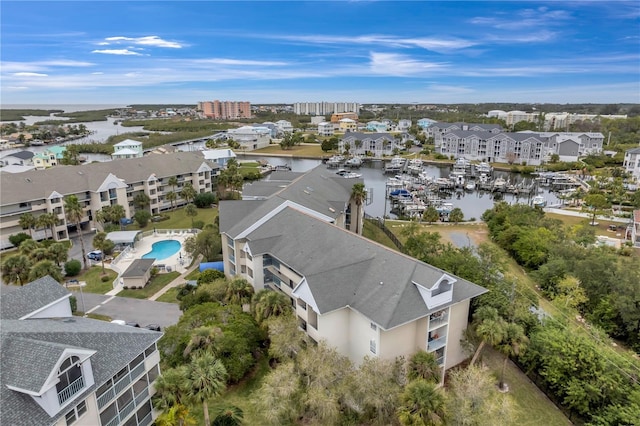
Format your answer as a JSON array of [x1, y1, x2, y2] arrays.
[[435, 355, 445, 365], [134, 388, 150, 406], [428, 312, 448, 330], [113, 374, 132, 396], [118, 399, 136, 422], [97, 387, 116, 409], [57, 376, 85, 405], [427, 336, 447, 352], [138, 411, 153, 426], [97, 363, 145, 410], [130, 362, 145, 381]]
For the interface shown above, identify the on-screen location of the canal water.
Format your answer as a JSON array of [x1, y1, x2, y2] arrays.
[[238, 155, 563, 220]]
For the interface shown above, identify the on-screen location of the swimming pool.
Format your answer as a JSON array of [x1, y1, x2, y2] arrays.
[[142, 240, 181, 261]]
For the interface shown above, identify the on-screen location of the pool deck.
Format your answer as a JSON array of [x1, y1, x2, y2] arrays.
[[106, 231, 194, 295]]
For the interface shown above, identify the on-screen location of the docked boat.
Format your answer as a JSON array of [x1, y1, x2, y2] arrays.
[[475, 162, 493, 174], [336, 169, 362, 179], [532, 195, 547, 207], [407, 158, 423, 175], [492, 177, 507, 191], [465, 181, 476, 191], [344, 156, 362, 168], [326, 155, 345, 168]]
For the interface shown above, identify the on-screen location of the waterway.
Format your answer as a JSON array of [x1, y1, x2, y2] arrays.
[[239, 155, 563, 220]]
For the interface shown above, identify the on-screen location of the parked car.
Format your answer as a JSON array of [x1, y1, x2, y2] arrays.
[[87, 250, 103, 261], [125, 322, 140, 328], [145, 324, 161, 332]]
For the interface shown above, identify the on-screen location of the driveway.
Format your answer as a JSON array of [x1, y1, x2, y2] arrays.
[[70, 289, 182, 329]]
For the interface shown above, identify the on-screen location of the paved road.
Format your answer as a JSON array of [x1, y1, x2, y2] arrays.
[[70, 290, 182, 329]]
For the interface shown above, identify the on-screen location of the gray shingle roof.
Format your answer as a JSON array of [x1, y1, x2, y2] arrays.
[[626, 147, 640, 154], [0, 276, 70, 320], [1, 317, 161, 426], [0, 151, 220, 205], [121, 258, 156, 278], [245, 207, 487, 330], [4, 150, 35, 160]]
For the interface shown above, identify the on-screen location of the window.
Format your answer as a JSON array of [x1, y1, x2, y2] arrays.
[[370, 322, 377, 331], [370, 339, 377, 354], [147, 364, 160, 383], [65, 400, 87, 425], [56, 356, 83, 404], [248, 267, 253, 278], [144, 343, 156, 357], [298, 300, 307, 310]]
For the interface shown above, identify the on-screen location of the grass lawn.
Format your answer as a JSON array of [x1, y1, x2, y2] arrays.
[[155, 287, 180, 304], [363, 220, 399, 251], [545, 212, 624, 238], [481, 347, 571, 426], [184, 269, 201, 280], [126, 206, 218, 232], [70, 266, 117, 294], [116, 271, 181, 299]]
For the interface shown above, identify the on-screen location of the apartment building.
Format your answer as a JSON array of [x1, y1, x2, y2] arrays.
[[339, 132, 400, 157], [487, 110, 628, 130], [219, 171, 486, 373], [293, 102, 360, 115], [317, 122, 334, 137], [0, 152, 220, 249], [1, 276, 163, 426], [624, 147, 640, 183], [199, 100, 251, 120], [226, 126, 271, 151]]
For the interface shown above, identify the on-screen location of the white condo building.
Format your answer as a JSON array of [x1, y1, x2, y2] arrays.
[[0, 276, 163, 426], [294, 102, 360, 116]]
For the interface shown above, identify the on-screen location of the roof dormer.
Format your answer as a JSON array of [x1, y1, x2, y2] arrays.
[[414, 274, 455, 309]]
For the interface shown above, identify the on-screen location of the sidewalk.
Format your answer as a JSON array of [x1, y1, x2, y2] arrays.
[[148, 254, 203, 301]]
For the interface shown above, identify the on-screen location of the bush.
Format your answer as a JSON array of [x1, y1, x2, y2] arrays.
[[198, 269, 225, 284], [69, 295, 77, 313], [9, 233, 31, 247], [64, 259, 82, 276], [192, 220, 205, 230], [193, 192, 217, 208], [134, 210, 152, 227], [100, 275, 111, 282], [433, 153, 449, 160]]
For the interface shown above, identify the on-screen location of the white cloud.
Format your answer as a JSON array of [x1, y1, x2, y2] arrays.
[[91, 72, 104, 75], [1, 60, 94, 73], [191, 58, 289, 66], [102, 35, 183, 48], [5, 86, 29, 90], [91, 49, 143, 56], [470, 6, 572, 31], [13, 72, 48, 77], [369, 52, 448, 76]]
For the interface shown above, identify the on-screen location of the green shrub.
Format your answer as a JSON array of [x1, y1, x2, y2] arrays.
[[64, 259, 82, 276], [192, 220, 205, 230], [100, 275, 111, 282], [193, 192, 217, 208], [69, 295, 77, 313], [9, 233, 31, 247]]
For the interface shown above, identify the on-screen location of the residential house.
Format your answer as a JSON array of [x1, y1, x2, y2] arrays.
[[0, 276, 163, 426], [417, 118, 437, 129], [226, 126, 271, 151], [33, 147, 67, 169], [219, 196, 486, 376], [0, 152, 220, 249], [253, 122, 278, 138], [397, 119, 412, 132], [338, 118, 357, 133], [317, 122, 334, 137], [0, 150, 35, 167], [623, 147, 640, 183], [275, 120, 294, 134], [626, 210, 640, 247], [330, 112, 358, 123], [365, 121, 389, 133], [340, 132, 398, 157], [202, 148, 237, 168], [112, 140, 143, 160]]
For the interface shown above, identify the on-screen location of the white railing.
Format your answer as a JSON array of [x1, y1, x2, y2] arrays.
[[97, 387, 115, 409], [427, 336, 447, 352], [129, 362, 146, 381], [57, 376, 85, 404], [113, 374, 132, 396], [428, 312, 448, 330], [118, 399, 136, 422]]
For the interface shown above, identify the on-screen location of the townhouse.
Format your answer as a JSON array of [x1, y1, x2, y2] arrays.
[[219, 166, 487, 376], [0, 152, 220, 249], [339, 132, 400, 157], [1, 276, 163, 426], [111, 140, 143, 160]]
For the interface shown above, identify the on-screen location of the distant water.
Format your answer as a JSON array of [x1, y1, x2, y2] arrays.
[[1, 104, 127, 113]]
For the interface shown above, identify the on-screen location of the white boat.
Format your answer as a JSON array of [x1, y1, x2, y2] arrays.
[[407, 158, 423, 174], [465, 182, 475, 191], [336, 169, 362, 179], [326, 155, 345, 168], [345, 156, 362, 168], [532, 195, 546, 207], [493, 177, 507, 190], [451, 171, 465, 187], [475, 162, 493, 174]]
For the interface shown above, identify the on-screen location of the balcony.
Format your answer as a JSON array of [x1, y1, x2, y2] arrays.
[[427, 336, 447, 352], [138, 411, 153, 426], [428, 311, 448, 330], [57, 376, 85, 405]]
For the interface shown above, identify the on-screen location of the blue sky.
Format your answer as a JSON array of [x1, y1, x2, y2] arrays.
[[1, 1, 639, 105]]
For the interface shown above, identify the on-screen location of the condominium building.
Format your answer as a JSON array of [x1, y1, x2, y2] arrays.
[[339, 132, 400, 157], [226, 126, 271, 151], [487, 110, 628, 131], [0, 152, 220, 249], [317, 122, 334, 137], [219, 166, 486, 374], [199, 100, 252, 120], [0, 276, 163, 426], [624, 147, 640, 183], [293, 102, 360, 116]]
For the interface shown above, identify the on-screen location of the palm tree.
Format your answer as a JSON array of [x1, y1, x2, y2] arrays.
[[166, 191, 177, 210], [168, 176, 178, 195], [110, 204, 126, 230], [497, 322, 528, 390], [47, 242, 68, 266], [350, 183, 367, 235], [19, 213, 36, 237], [422, 206, 440, 224], [252, 289, 292, 325], [224, 277, 254, 306], [470, 306, 507, 365], [153, 366, 190, 410], [1, 254, 32, 285], [133, 192, 151, 213], [37, 212, 57, 240], [182, 326, 222, 359], [28, 259, 63, 282], [397, 379, 446, 426], [212, 405, 244, 426], [64, 195, 88, 270], [448, 207, 464, 224], [184, 203, 198, 227], [180, 183, 197, 205], [92, 232, 114, 273], [19, 238, 39, 256], [186, 352, 228, 426], [155, 404, 196, 426], [407, 350, 441, 383]]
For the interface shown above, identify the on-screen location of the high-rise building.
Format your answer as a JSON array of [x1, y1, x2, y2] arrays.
[[293, 102, 360, 115], [199, 100, 252, 119]]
